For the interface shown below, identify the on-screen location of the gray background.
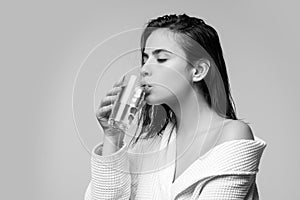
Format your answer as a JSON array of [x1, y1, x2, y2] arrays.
[[1, 0, 299, 199]]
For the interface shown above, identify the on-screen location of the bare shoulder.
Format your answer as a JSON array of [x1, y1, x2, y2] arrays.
[[215, 119, 254, 146]]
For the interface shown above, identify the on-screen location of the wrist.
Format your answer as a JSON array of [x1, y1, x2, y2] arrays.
[[104, 127, 125, 136], [103, 128, 125, 146]]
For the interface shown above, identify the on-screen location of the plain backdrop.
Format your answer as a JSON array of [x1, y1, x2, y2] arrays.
[[1, 0, 299, 199]]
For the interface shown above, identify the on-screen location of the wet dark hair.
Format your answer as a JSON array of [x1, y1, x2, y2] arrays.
[[129, 13, 245, 148]]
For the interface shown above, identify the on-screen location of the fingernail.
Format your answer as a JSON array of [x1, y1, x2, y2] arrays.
[[118, 75, 124, 82]]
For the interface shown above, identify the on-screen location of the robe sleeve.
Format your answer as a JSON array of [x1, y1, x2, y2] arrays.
[[84, 141, 132, 200], [197, 174, 258, 200]]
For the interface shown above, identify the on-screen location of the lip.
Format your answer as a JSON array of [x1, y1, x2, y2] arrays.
[[143, 85, 152, 94], [140, 82, 152, 88], [140, 82, 152, 87]]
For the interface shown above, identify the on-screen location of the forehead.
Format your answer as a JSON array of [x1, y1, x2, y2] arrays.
[[144, 29, 186, 58]]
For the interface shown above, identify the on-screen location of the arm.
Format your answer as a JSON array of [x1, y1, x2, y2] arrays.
[[84, 140, 132, 200], [197, 174, 256, 200]]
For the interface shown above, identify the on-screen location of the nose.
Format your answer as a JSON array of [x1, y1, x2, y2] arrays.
[[140, 64, 151, 78]]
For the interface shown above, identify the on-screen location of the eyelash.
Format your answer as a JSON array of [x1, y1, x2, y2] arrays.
[[157, 59, 167, 63], [142, 56, 168, 64]]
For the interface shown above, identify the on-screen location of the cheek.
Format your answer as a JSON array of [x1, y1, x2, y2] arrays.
[[149, 74, 190, 105], [154, 66, 190, 95]]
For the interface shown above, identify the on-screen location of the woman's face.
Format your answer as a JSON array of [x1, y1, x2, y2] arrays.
[[140, 28, 193, 106]]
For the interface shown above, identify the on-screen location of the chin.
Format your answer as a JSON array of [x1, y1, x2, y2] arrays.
[[144, 95, 161, 105], [144, 92, 174, 106]]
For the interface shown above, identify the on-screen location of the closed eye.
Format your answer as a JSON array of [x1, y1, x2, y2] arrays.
[[142, 58, 167, 65], [142, 52, 168, 64], [157, 59, 167, 63]]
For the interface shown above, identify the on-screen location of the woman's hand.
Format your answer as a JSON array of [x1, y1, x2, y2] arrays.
[[95, 75, 125, 136]]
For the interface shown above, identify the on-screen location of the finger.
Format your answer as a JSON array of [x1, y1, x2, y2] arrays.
[[99, 95, 118, 107], [106, 86, 122, 96], [113, 75, 126, 87], [96, 104, 113, 119]]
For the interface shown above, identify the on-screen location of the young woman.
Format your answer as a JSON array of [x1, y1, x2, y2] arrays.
[[85, 14, 267, 200]]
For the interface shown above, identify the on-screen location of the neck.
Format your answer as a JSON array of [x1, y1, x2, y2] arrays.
[[168, 89, 216, 141]]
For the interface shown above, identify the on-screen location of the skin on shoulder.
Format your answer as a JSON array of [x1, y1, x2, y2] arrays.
[[215, 120, 255, 146]]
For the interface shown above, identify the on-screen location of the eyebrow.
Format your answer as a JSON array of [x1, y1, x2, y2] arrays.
[[143, 49, 174, 56]]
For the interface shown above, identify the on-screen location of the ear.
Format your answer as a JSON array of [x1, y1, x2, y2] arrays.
[[191, 58, 211, 83]]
